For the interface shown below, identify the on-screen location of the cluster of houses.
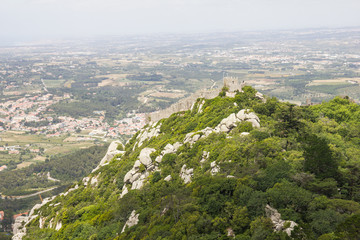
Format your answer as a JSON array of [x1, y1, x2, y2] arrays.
[[0, 93, 146, 138]]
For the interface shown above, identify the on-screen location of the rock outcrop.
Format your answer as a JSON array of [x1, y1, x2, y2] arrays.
[[121, 210, 139, 233], [121, 148, 155, 198], [180, 165, 193, 184], [155, 142, 182, 163], [200, 151, 210, 163], [134, 123, 161, 149], [184, 109, 260, 146], [93, 141, 124, 172], [265, 204, 298, 236], [12, 196, 56, 240], [210, 161, 220, 175], [164, 175, 172, 181]]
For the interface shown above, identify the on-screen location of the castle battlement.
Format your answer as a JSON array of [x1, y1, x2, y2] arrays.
[[146, 77, 244, 124]]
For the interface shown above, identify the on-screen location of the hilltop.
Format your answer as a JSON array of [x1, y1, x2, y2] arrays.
[[15, 86, 360, 239]]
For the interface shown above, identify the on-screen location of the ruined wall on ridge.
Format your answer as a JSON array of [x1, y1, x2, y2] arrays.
[[146, 77, 244, 124]]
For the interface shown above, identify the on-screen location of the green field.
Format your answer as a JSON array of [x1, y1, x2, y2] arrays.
[[43, 79, 65, 88]]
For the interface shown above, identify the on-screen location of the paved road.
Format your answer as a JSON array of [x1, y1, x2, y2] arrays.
[[1, 187, 57, 200]]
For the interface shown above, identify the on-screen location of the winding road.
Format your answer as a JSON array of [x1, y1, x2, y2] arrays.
[[0, 187, 57, 200]]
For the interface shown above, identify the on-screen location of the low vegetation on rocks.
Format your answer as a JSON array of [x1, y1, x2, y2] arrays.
[[21, 87, 360, 239]]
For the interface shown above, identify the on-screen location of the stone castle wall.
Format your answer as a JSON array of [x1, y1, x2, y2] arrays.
[[146, 77, 244, 124]]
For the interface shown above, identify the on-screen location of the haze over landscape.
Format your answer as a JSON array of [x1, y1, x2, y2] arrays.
[[1, 0, 360, 239], [1, 0, 360, 42]]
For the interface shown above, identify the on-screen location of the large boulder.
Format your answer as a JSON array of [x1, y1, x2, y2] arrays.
[[180, 164, 193, 184], [139, 148, 156, 168], [121, 210, 139, 233]]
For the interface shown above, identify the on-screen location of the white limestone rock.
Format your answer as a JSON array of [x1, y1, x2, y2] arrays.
[[223, 113, 238, 129], [133, 160, 141, 170], [155, 155, 163, 163], [49, 218, 54, 229], [265, 204, 298, 236], [198, 100, 205, 113], [214, 109, 260, 132], [63, 184, 79, 196], [184, 133, 201, 145], [39, 217, 46, 229], [93, 140, 124, 172], [121, 210, 139, 233], [90, 176, 99, 187], [164, 175, 172, 181], [130, 172, 141, 184], [200, 151, 210, 163], [131, 172, 149, 190], [255, 92, 266, 102], [246, 118, 260, 128], [135, 123, 161, 149], [120, 185, 129, 198], [124, 170, 134, 184], [55, 221, 62, 231], [139, 148, 156, 169], [236, 109, 249, 121], [82, 177, 90, 186], [210, 161, 220, 175], [162, 143, 175, 155], [180, 165, 193, 184], [240, 132, 250, 136], [247, 112, 260, 122], [12, 216, 29, 237]]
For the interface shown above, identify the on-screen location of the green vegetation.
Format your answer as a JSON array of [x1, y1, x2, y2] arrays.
[[49, 86, 143, 121], [22, 88, 360, 239], [0, 144, 108, 196]]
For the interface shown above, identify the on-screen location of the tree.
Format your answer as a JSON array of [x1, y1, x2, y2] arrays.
[[303, 134, 338, 179]]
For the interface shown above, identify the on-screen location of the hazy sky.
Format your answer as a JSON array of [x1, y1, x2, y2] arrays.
[[1, 0, 359, 41]]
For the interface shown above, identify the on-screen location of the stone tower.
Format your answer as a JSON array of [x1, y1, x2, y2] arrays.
[[223, 77, 244, 93]]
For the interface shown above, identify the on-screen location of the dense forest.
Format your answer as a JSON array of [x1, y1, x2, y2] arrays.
[[22, 87, 360, 239], [0, 144, 108, 196]]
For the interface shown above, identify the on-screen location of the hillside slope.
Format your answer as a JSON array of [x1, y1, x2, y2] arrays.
[[19, 87, 360, 239]]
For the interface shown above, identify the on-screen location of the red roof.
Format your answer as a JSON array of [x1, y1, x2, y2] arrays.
[[13, 211, 28, 220]]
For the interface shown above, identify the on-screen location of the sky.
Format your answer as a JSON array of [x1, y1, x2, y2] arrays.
[[0, 0, 359, 41]]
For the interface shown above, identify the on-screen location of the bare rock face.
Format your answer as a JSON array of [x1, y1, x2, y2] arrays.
[[39, 217, 46, 229], [183, 109, 261, 147], [155, 142, 182, 163], [13, 196, 57, 239], [55, 221, 62, 231], [120, 185, 129, 199], [184, 133, 201, 145], [93, 140, 124, 172], [164, 175, 172, 181], [200, 151, 210, 163], [255, 92, 266, 102], [12, 216, 29, 239], [197, 100, 206, 113], [121, 210, 139, 233], [226, 227, 235, 237], [180, 164, 193, 184], [135, 123, 161, 149], [121, 142, 181, 197], [265, 204, 298, 236], [210, 161, 220, 175], [90, 175, 99, 187], [139, 148, 156, 169]]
